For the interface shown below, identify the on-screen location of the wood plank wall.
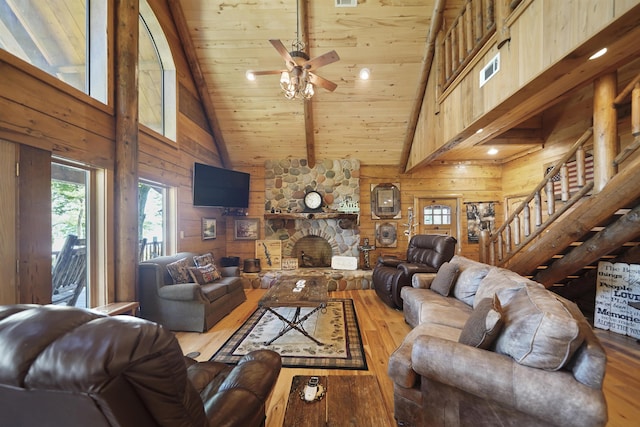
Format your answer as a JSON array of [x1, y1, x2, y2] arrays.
[[226, 163, 502, 264], [0, 0, 226, 304]]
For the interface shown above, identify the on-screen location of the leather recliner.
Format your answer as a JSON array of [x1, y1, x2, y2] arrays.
[[0, 304, 281, 427], [372, 234, 457, 309]]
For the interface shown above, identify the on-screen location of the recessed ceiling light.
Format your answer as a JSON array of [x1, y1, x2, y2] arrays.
[[359, 68, 370, 80], [476, 128, 483, 134], [589, 48, 607, 60], [245, 70, 256, 81], [487, 148, 498, 155]]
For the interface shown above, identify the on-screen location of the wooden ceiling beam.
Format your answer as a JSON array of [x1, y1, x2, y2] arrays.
[[399, 0, 445, 173], [167, 0, 231, 168]]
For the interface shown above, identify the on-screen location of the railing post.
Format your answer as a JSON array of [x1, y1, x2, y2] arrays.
[[523, 204, 531, 237], [593, 72, 618, 193], [479, 229, 490, 264], [534, 192, 542, 226]]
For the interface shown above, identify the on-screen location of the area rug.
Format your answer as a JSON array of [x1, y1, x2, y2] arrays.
[[210, 298, 367, 370]]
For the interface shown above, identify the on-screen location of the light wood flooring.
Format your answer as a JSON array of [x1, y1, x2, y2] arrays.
[[175, 289, 640, 427]]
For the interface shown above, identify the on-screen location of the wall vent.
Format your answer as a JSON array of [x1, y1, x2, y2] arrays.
[[479, 53, 500, 87], [335, 0, 357, 7]]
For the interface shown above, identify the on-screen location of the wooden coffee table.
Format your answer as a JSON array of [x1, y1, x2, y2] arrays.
[[258, 276, 328, 346], [283, 375, 390, 427]]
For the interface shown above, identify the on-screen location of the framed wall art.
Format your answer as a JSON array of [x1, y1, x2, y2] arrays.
[[234, 218, 260, 240], [375, 221, 398, 247], [202, 218, 217, 240], [371, 183, 401, 219], [255, 240, 282, 270]]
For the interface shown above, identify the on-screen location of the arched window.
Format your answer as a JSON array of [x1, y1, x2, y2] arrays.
[[139, 0, 176, 141], [0, 1, 107, 102], [423, 204, 452, 225]]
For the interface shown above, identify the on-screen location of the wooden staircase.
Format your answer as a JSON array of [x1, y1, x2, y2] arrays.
[[481, 73, 640, 316]]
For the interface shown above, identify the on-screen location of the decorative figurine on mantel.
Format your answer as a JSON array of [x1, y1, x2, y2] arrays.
[[358, 238, 376, 270]]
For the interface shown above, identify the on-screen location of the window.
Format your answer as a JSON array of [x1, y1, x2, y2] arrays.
[[51, 162, 89, 308], [139, 181, 167, 261], [0, 0, 108, 102], [138, 0, 176, 140], [423, 205, 452, 226]]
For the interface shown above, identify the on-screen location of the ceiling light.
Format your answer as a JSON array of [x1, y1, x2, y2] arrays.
[[589, 48, 607, 60], [476, 128, 483, 134], [245, 70, 256, 81], [359, 68, 370, 80], [487, 148, 498, 155]]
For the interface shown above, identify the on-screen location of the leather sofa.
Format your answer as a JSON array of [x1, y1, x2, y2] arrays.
[[388, 255, 608, 427], [0, 304, 281, 427], [373, 234, 457, 309], [138, 252, 247, 332]]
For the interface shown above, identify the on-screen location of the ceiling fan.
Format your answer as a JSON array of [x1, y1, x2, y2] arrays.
[[250, 39, 340, 99]]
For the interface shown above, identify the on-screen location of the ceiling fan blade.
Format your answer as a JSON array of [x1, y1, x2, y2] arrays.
[[304, 50, 340, 71], [269, 39, 296, 69], [308, 73, 338, 92], [251, 70, 286, 76]]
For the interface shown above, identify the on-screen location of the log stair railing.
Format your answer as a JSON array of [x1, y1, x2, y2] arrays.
[[484, 128, 594, 267], [613, 72, 640, 166]]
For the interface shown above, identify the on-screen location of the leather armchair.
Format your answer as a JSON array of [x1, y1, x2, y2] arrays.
[[0, 304, 281, 427], [372, 234, 457, 309]]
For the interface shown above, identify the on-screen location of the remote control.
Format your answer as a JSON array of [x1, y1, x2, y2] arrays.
[[303, 376, 319, 402]]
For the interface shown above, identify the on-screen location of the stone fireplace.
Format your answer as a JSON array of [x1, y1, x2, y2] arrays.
[[264, 214, 360, 267], [263, 159, 361, 267]]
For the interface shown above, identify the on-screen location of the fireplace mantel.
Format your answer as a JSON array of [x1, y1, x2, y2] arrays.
[[264, 212, 358, 221]]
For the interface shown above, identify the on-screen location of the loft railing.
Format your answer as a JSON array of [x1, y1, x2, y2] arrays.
[[483, 128, 594, 266], [440, 0, 495, 90]]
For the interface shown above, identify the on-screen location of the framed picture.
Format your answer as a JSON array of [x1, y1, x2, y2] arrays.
[[202, 218, 217, 240], [255, 240, 282, 270], [375, 221, 398, 247], [282, 257, 299, 270], [234, 218, 260, 240]]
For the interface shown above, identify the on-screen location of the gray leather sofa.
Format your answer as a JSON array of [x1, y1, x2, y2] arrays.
[[389, 255, 608, 427], [138, 252, 247, 332]]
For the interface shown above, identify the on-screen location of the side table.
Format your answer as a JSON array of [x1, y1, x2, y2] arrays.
[[94, 301, 140, 316]]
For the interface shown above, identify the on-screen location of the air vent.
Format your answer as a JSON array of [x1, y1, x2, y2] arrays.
[[335, 0, 357, 7], [479, 53, 500, 87]]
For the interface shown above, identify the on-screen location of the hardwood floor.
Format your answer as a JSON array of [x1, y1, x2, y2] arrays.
[[175, 289, 640, 427]]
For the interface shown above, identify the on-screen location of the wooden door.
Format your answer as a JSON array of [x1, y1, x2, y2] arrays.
[[416, 198, 458, 241]]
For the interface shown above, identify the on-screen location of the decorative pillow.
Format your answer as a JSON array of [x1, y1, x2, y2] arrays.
[[452, 265, 491, 306], [193, 253, 215, 268], [494, 284, 584, 370], [458, 295, 503, 349], [430, 262, 460, 296], [166, 258, 191, 284], [188, 263, 222, 285]]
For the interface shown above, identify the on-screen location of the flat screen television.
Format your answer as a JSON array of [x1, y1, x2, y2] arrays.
[[193, 162, 250, 208]]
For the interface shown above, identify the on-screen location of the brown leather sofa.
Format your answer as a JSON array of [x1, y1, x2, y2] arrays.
[[372, 234, 457, 309], [0, 304, 281, 427]]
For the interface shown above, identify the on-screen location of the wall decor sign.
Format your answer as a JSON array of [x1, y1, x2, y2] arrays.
[[281, 257, 299, 270], [202, 218, 217, 240], [465, 202, 495, 243], [255, 240, 282, 270], [595, 261, 640, 339], [234, 218, 260, 240]]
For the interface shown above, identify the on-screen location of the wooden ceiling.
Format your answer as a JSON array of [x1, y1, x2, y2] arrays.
[[172, 0, 473, 169]]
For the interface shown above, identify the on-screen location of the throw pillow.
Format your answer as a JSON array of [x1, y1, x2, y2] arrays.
[[452, 265, 491, 306], [166, 258, 191, 284], [193, 253, 215, 268], [430, 262, 460, 296], [188, 263, 222, 285], [458, 294, 503, 349], [494, 284, 584, 370]]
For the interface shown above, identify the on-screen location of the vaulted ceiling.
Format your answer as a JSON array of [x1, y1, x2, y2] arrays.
[[171, 0, 470, 169]]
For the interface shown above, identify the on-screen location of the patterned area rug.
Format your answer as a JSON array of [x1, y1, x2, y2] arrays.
[[211, 298, 367, 370]]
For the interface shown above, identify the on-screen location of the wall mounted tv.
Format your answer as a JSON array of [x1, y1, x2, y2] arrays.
[[193, 162, 250, 208]]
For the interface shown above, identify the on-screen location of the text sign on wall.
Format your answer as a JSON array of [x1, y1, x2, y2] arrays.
[[595, 262, 640, 339]]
